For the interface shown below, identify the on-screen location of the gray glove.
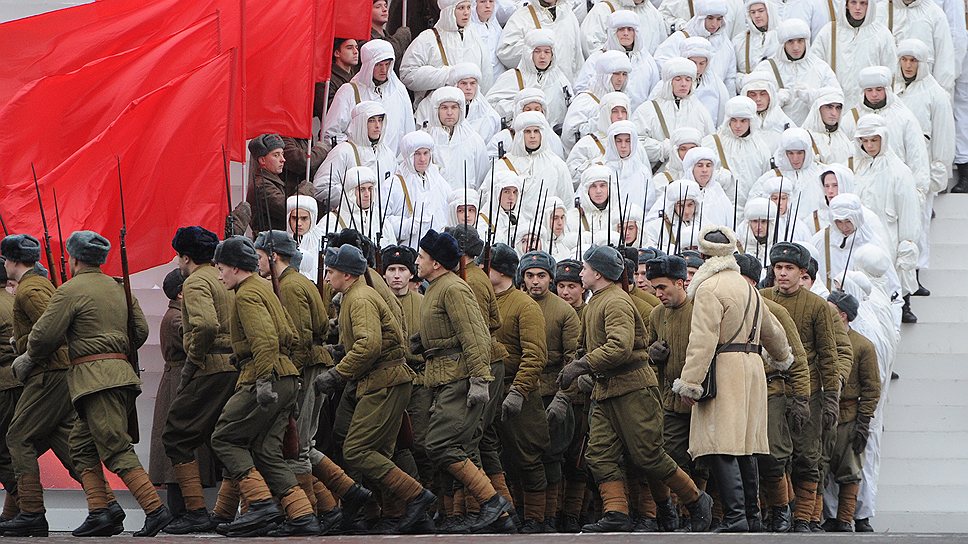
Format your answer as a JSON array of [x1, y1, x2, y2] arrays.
[[577, 374, 594, 394], [501, 387, 525, 421], [409, 333, 424, 355], [557, 356, 591, 389], [852, 413, 872, 454], [11, 353, 35, 382], [325, 344, 346, 363], [466, 376, 490, 408], [787, 395, 810, 435], [648, 340, 671, 364], [255, 377, 278, 407], [176, 363, 198, 394], [545, 391, 570, 423], [313, 367, 346, 395], [822, 389, 840, 431]]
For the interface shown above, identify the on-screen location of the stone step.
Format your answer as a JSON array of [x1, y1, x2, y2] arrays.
[[910, 296, 968, 323], [877, 458, 968, 486], [895, 323, 966, 354], [883, 403, 968, 431], [880, 431, 968, 459], [928, 219, 968, 244], [886, 379, 968, 407], [873, 512, 968, 533], [891, 354, 967, 380], [914, 271, 968, 297], [875, 485, 966, 513], [927, 243, 968, 269], [933, 194, 968, 219]]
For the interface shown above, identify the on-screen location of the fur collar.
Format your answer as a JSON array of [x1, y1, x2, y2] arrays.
[[687, 255, 740, 298]]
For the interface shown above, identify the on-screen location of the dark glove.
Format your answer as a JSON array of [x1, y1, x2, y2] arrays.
[[11, 353, 35, 382], [255, 378, 278, 407], [325, 344, 346, 363], [648, 340, 671, 364], [176, 363, 198, 394], [313, 367, 346, 396], [577, 374, 594, 394], [545, 391, 570, 423], [557, 356, 591, 389], [822, 389, 840, 431], [466, 376, 490, 408], [787, 395, 810, 435], [409, 333, 425, 355], [851, 414, 872, 454], [501, 387, 525, 421]]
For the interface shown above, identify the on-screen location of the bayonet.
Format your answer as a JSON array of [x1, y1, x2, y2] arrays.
[[31, 163, 57, 286]]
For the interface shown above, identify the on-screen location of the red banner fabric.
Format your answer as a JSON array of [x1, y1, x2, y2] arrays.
[[333, 0, 372, 40], [315, 0, 337, 80], [0, 53, 234, 276]]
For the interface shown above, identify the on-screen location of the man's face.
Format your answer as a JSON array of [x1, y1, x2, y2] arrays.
[[675, 200, 697, 222], [704, 15, 724, 33], [524, 126, 542, 149], [900, 55, 919, 79], [524, 268, 552, 296], [289, 208, 313, 237], [672, 75, 693, 98], [579, 262, 600, 290], [357, 183, 374, 209], [457, 77, 479, 101], [748, 3, 768, 28], [438, 101, 461, 128], [729, 117, 750, 137], [616, 26, 636, 48], [749, 218, 769, 238], [860, 135, 882, 156], [688, 56, 708, 77], [532, 46, 553, 70], [819, 103, 843, 125], [415, 249, 437, 279], [556, 280, 584, 306], [770, 192, 790, 214], [652, 277, 685, 308], [786, 149, 806, 169], [588, 180, 609, 205], [677, 142, 697, 160], [456, 204, 477, 225], [500, 186, 518, 210], [335, 40, 359, 66], [522, 101, 544, 114], [610, 72, 628, 91], [477, 0, 495, 20], [413, 147, 431, 173], [518, 234, 540, 253], [367, 114, 385, 140], [847, 0, 868, 20], [372, 0, 389, 25], [864, 86, 887, 104], [384, 264, 412, 291], [610, 105, 628, 123], [256, 249, 272, 278], [747, 89, 770, 112], [217, 263, 242, 289], [614, 134, 633, 158], [834, 218, 856, 236], [692, 159, 714, 184], [685, 267, 698, 287], [455, 1, 472, 27], [2, 259, 13, 281], [551, 208, 566, 235], [634, 264, 650, 290], [784, 38, 807, 60], [622, 221, 638, 244], [325, 268, 352, 292], [258, 149, 285, 174], [773, 262, 801, 293], [822, 172, 840, 199], [372, 59, 392, 83]]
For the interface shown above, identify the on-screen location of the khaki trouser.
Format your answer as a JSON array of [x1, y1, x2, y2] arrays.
[[759, 394, 795, 480], [162, 370, 238, 465], [496, 389, 550, 492], [827, 420, 863, 484], [0, 386, 23, 490], [791, 392, 822, 484], [663, 410, 709, 481], [69, 387, 144, 476], [8, 370, 77, 481], [425, 379, 485, 470], [287, 365, 327, 475], [342, 382, 412, 481]]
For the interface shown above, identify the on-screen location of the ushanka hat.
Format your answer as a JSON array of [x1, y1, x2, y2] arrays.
[[419, 229, 461, 271], [0, 234, 41, 264], [555, 259, 581, 283], [381, 245, 417, 276], [248, 133, 284, 158], [769, 242, 811, 269], [489, 243, 519, 278], [66, 231, 110, 265], [645, 255, 688, 281], [325, 244, 368, 276], [214, 236, 259, 272], [582, 245, 624, 282], [172, 226, 219, 263]]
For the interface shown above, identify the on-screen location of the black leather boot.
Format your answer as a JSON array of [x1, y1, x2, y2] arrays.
[[633, 514, 659, 532], [952, 164, 968, 193], [396, 489, 437, 533], [162, 507, 216, 534], [581, 511, 632, 532], [339, 483, 373, 530], [467, 494, 512, 532], [792, 519, 813, 532], [913, 270, 930, 296], [317, 508, 343, 534], [655, 497, 679, 531], [0, 512, 49, 537], [854, 517, 874, 532], [73, 501, 126, 537], [266, 513, 322, 536], [686, 492, 714, 532], [770, 504, 792, 532], [133, 505, 174, 537], [902, 295, 918, 323], [215, 499, 283, 536], [737, 456, 762, 531], [708, 456, 748, 533], [828, 519, 854, 532], [559, 514, 581, 533], [484, 513, 518, 534]]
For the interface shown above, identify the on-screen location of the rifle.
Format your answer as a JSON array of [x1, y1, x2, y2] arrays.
[[773, 177, 784, 245], [260, 184, 282, 298], [511, 176, 527, 246], [116, 157, 142, 443], [30, 164, 58, 286], [222, 145, 234, 238], [639, 173, 650, 247], [788, 191, 802, 242], [0, 211, 8, 236], [526, 178, 545, 251], [51, 188, 68, 285], [675, 184, 685, 254], [732, 178, 739, 231], [606, 177, 613, 247], [534, 189, 550, 252], [574, 197, 584, 259]]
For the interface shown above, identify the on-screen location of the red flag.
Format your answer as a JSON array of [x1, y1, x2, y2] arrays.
[[244, 0, 315, 138], [316, 0, 337, 81], [334, 0, 371, 40], [0, 0, 244, 158], [0, 15, 221, 187], [0, 53, 235, 276]]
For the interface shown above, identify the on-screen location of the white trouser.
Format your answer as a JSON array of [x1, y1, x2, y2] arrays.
[[954, 53, 968, 164]]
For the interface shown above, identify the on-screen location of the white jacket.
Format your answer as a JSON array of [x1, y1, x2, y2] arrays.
[[740, 73, 795, 149], [391, 132, 453, 248], [486, 29, 574, 126], [746, 127, 829, 230], [566, 92, 631, 179], [339, 167, 399, 249], [498, 1, 585, 79], [471, 3, 508, 82], [659, 0, 746, 40], [562, 54, 635, 154], [574, 9, 661, 108], [643, 179, 704, 251], [702, 96, 774, 209], [732, 0, 779, 75], [581, 0, 668, 56], [566, 165, 622, 245], [770, 0, 834, 38], [602, 120, 663, 215], [322, 40, 415, 154], [414, 63, 502, 143], [811, 193, 891, 292], [655, 2, 740, 91], [681, 146, 737, 228], [424, 87, 490, 190], [882, 0, 956, 93], [477, 170, 524, 246], [801, 86, 853, 166]]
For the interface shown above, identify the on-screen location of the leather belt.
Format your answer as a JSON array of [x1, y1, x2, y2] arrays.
[[424, 347, 461, 360], [595, 360, 646, 380], [208, 348, 233, 355], [717, 343, 761, 354], [70, 353, 128, 366], [373, 357, 406, 370]]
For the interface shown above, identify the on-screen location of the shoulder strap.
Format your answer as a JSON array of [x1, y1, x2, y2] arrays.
[[396, 174, 414, 215], [813, 209, 821, 232], [603, 0, 616, 12], [681, 30, 690, 38], [652, 101, 670, 139], [827, 0, 838, 73], [767, 59, 784, 89], [712, 134, 730, 171], [851, 107, 859, 123], [664, 171, 674, 182], [590, 133, 606, 154], [501, 157, 518, 174], [584, 92, 600, 104], [348, 142, 362, 166], [479, 213, 492, 228], [823, 227, 833, 291], [514, 68, 525, 91], [847, 156, 854, 171], [688, 0, 695, 17], [528, 4, 542, 29], [773, 167, 782, 177], [744, 31, 751, 73], [663, 216, 677, 245], [808, 132, 820, 156], [715, 284, 756, 353], [888, 0, 894, 31], [431, 28, 450, 66], [350, 82, 361, 104]]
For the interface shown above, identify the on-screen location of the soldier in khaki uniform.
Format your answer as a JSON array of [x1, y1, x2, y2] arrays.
[[824, 292, 880, 533], [413, 229, 512, 532], [558, 245, 713, 533], [736, 253, 811, 532], [634, 248, 665, 294], [519, 250, 580, 533], [252, 231, 342, 532], [554, 259, 586, 317], [315, 244, 435, 533], [22, 231, 170, 536], [761, 242, 844, 533], [642, 255, 699, 532], [0, 258, 21, 524], [162, 227, 240, 534], [2, 235, 118, 537], [210, 236, 320, 537], [487, 244, 550, 533]]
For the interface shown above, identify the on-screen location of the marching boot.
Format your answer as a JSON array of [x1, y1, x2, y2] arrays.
[[74, 468, 124, 537], [664, 467, 712, 532], [765, 474, 791, 532], [655, 496, 679, 531], [312, 456, 372, 528], [1, 485, 18, 522], [913, 270, 930, 296], [581, 480, 631, 532], [212, 478, 240, 523], [382, 467, 436, 533], [215, 469, 283, 536], [165, 484, 186, 517], [810, 491, 825, 532], [1, 474, 47, 537], [854, 517, 874, 532], [520, 490, 547, 533], [560, 479, 585, 532], [830, 482, 860, 532], [544, 482, 560, 532], [737, 456, 762, 532], [633, 481, 658, 532], [164, 461, 215, 534], [707, 456, 748, 533], [266, 487, 322, 536], [952, 163, 968, 193], [120, 467, 172, 537], [792, 480, 818, 533], [902, 295, 918, 323], [446, 460, 511, 532]]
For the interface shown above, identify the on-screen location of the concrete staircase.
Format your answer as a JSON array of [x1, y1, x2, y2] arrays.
[[873, 194, 968, 532]]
